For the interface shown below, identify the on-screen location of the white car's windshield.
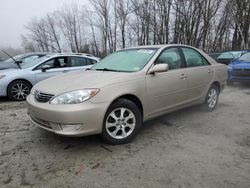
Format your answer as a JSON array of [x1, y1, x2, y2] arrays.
[[2, 54, 24, 63], [21, 55, 51, 69], [91, 48, 158, 72]]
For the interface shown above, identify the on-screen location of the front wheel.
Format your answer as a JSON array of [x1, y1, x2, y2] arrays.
[[7, 80, 32, 101], [101, 99, 142, 145], [204, 85, 219, 111]]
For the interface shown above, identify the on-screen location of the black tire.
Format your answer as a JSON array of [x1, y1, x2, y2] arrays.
[[7, 80, 32, 101], [101, 98, 142, 145], [204, 84, 219, 111]]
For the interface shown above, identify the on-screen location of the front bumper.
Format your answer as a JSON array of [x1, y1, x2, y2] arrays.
[[228, 69, 250, 82], [26, 94, 109, 136], [0, 81, 6, 97]]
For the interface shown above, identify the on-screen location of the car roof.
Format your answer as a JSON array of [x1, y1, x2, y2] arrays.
[[45, 53, 100, 61], [20, 52, 52, 56], [124, 44, 206, 50]]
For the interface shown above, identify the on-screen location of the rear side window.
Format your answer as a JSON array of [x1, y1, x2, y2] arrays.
[[69, 57, 95, 67], [182, 48, 209, 67], [155, 48, 182, 70]]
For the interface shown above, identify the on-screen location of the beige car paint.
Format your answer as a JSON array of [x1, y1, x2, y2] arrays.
[[27, 44, 227, 136]]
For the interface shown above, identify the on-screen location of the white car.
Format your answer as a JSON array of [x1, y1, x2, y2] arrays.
[[0, 53, 99, 101]]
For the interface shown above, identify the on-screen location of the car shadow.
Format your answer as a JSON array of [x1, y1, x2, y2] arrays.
[[0, 96, 11, 103]]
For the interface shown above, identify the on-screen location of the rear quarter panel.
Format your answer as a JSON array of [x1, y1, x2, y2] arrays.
[[213, 63, 228, 88]]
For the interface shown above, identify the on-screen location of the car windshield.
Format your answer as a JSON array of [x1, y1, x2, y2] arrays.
[[217, 52, 242, 59], [1, 54, 24, 63], [21, 55, 51, 69], [91, 48, 158, 72], [239, 53, 250, 62]]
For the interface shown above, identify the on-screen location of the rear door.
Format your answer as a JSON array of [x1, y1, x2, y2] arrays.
[[146, 47, 188, 116], [181, 47, 214, 102]]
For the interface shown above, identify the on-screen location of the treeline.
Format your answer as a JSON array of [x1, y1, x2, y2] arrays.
[[22, 0, 250, 57]]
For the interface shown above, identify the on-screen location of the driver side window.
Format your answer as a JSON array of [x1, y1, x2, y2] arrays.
[[36, 57, 68, 70], [36, 59, 54, 70], [155, 48, 181, 70]]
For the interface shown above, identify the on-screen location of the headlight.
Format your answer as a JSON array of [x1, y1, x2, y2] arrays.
[[50, 89, 99, 104], [0, 75, 6, 79]]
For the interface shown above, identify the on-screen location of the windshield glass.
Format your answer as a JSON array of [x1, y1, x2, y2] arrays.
[[239, 52, 250, 62], [21, 55, 51, 69], [217, 52, 241, 59], [91, 48, 158, 72], [2, 54, 24, 63]]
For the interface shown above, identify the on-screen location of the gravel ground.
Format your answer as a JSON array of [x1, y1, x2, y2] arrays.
[[0, 83, 250, 188]]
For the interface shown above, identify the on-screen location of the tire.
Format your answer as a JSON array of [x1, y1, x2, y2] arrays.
[[204, 84, 219, 111], [101, 98, 142, 145], [7, 80, 32, 101]]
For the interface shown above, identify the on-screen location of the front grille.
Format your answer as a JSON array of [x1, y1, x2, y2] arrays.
[[34, 90, 54, 103], [30, 115, 52, 130], [232, 69, 250, 77]]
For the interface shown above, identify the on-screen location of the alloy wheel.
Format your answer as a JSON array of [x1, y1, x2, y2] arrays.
[[207, 88, 218, 109], [105, 107, 136, 139], [11, 83, 30, 100]]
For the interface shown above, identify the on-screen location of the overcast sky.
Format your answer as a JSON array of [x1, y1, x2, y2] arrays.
[[0, 0, 87, 48]]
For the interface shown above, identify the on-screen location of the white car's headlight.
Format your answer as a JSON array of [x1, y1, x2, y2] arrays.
[[0, 75, 6, 79], [50, 89, 100, 104]]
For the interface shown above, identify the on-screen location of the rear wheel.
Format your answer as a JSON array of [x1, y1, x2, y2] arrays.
[[7, 80, 32, 101], [101, 99, 142, 145], [204, 84, 219, 111]]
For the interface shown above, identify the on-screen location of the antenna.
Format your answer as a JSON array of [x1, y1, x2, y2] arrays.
[[1, 50, 16, 62], [1, 50, 21, 69]]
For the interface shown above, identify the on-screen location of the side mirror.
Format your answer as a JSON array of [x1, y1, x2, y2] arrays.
[[41, 64, 50, 72], [148, 64, 169, 75]]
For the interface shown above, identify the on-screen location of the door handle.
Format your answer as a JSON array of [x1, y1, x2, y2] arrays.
[[180, 74, 187, 79], [208, 69, 214, 73], [63, 70, 69, 73]]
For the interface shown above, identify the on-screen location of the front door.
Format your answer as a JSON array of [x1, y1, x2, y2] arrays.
[[146, 47, 188, 116], [33, 57, 69, 82]]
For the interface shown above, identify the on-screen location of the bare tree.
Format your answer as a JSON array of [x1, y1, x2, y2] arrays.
[[116, 0, 133, 48], [22, 0, 250, 54], [44, 13, 62, 52], [230, 0, 250, 49], [58, 3, 85, 52]]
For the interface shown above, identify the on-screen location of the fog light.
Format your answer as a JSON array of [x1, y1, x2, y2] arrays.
[[60, 124, 83, 131]]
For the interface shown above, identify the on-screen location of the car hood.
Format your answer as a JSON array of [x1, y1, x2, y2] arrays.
[[0, 62, 18, 70], [0, 68, 21, 74], [231, 61, 250, 69], [34, 70, 142, 95]]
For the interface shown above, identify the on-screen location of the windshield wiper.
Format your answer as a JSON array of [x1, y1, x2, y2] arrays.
[[95, 68, 121, 72], [91, 68, 134, 73]]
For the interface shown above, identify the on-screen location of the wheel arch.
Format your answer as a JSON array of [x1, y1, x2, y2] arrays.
[[211, 81, 221, 93], [109, 94, 144, 119], [7, 79, 33, 93]]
